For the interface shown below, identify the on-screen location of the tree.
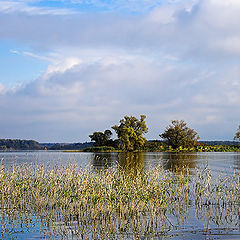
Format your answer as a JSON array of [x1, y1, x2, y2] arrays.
[[89, 130, 113, 146], [234, 125, 240, 141], [160, 120, 200, 149], [112, 115, 148, 151]]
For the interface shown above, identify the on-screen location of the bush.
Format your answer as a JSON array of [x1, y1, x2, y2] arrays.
[[83, 146, 116, 152]]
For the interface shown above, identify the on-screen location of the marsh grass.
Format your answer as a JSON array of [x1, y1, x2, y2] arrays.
[[0, 163, 239, 239]]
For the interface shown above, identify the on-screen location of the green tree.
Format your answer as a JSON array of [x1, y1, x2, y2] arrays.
[[234, 125, 240, 141], [89, 130, 113, 146], [112, 115, 148, 151], [160, 120, 200, 149]]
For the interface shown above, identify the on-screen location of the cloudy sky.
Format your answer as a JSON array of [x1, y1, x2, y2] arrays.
[[0, 0, 240, 142]]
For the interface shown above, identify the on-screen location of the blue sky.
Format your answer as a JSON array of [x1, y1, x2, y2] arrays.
[[29, 0, 167, 13], [0, 40, 49, 86], [0, 0, 240, 142]]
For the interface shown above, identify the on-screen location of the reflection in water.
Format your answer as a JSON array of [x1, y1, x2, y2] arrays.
[[0, 151, 239, 176], [91, 153, 117, 169], [162, 153, 197, 172], [91, 152, 146, 173], [91, 152, 198, 174], [117, 152, 145, 174], [90, 152, 239, 177], [233, 153, 240, 170]]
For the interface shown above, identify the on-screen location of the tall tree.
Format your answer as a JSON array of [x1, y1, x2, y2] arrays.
[[160, 120, 200, 149], [234, 125, 240, 141], [112, 115, 148, 151], [89, 130, 113, 146]]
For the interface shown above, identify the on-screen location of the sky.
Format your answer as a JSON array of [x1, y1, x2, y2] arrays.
[[0, 0, 240, 142]]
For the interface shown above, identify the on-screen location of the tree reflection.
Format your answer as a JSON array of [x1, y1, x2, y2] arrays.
[[91, 153, 117, 169], [91, 152, 199, 174], [91, 152, 146, 174], [162, 153, 197, 173], [117, 152, 145, 174], [233, 153, 240, 170]]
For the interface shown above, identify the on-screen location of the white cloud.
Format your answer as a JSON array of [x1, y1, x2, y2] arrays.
[[22, 51, 53, 61], [0, 0, 239, 60], [1, 53, 239, 141], [1, 0, 240, 141], [10, 49, 20, 54], [44, 57, 82, 76], [0, 83, 5, 93], [0, 1, 75, 15]]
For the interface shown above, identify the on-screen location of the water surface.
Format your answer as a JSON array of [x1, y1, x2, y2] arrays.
[[0, 151, 240, 239]]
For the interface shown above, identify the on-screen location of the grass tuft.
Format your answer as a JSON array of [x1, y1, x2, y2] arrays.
[[0, 163, 239, 239]]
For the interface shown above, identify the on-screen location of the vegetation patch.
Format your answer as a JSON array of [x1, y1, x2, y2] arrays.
[[144, 141, 240, 152], [82, 146, 117, 152], [0, 163, 239, 239]]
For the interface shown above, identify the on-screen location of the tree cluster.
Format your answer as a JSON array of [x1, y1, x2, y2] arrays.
[[160, 120, 200, 149], [89, 130, 113, 147], [89, 115, 148, 151], [89, 116, 200, 151], [112, 115, 148, 151]]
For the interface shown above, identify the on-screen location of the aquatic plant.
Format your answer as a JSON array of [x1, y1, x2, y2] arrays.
[[0, 163, 239, 239]]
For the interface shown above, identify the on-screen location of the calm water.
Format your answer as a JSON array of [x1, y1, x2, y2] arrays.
[[1, 151, 240, 239], [1, 151, 240, 173]]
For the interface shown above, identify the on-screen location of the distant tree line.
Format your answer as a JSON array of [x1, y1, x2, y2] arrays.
[[49, 142, 93, 150], [200, 141, 240, 146], [0, 139, 44, 150], [0, 139, 94, 151]]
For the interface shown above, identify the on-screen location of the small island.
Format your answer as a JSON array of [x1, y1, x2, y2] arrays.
[[1, 115, 240, 153], [85, 115, 240, 153]]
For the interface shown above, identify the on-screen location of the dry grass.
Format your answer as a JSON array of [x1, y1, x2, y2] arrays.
[[0, 163, 239, 239]]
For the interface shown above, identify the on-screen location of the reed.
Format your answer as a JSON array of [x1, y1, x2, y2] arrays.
[[0, 163, 239, 239]]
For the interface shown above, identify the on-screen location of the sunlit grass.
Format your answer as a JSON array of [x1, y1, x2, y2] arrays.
[[0, 163, 239, 239]]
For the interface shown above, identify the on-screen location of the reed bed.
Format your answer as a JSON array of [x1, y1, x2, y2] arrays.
[[0, 163, 239, 239]]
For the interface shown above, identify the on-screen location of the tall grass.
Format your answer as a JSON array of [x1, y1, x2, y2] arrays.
[[0, 163, 239, 239]]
